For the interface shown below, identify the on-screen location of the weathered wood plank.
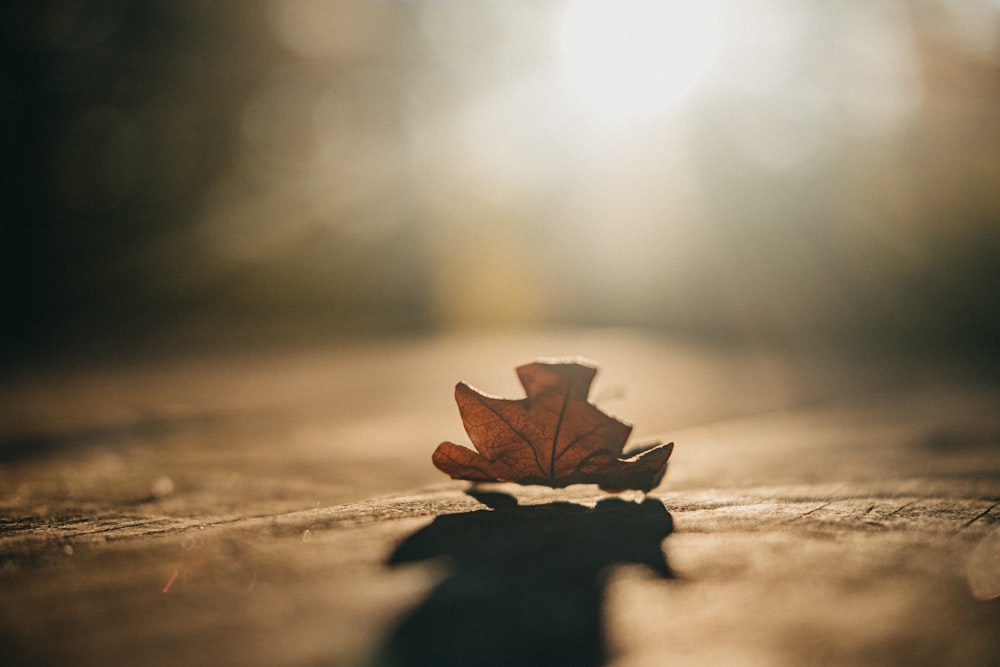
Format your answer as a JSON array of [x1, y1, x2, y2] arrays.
[[1, 334, 998, 666]]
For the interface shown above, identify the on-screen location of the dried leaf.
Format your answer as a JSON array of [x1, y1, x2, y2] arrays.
[[433, 359, 673, 492]]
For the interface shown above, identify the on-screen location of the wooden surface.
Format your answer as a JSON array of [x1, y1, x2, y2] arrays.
[[1, 330, 998, 666]]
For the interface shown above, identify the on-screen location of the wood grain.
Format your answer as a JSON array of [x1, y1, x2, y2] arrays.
[[1, 332, 997, 666]]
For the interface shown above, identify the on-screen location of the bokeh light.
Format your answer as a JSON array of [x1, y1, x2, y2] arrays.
[[555, 0, 723, 125], [3, 0, 1000, 360]]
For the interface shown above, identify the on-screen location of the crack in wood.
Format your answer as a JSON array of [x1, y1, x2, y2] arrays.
[[778, 500, 832, 524], [885, 500, 917, 517], [962, 500, 1000, 528]]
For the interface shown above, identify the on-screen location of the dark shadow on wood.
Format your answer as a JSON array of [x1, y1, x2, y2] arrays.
[[375, 491, 674, 667], [0, 413, 226, 463]]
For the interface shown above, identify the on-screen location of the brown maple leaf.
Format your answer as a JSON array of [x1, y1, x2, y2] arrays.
[[432, 359, 674, 492]]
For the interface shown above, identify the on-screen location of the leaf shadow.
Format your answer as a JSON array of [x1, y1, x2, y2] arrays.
[[375, 491, 674, 667]]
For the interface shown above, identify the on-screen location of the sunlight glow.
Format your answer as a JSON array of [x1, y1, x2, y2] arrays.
[[555, 0, 724, 125]]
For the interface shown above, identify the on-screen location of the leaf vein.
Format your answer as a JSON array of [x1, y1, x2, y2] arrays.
[[477, 397, 547, 477]]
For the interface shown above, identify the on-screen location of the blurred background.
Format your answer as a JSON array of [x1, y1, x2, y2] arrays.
[[3, 0, 999, 366]]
